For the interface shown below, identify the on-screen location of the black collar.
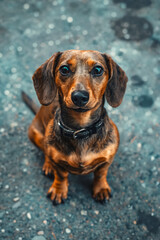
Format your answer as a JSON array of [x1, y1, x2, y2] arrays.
[[58, 111, 106, 140]]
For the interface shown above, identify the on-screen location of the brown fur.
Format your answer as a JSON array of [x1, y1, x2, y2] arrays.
[[26, 50, 128, 204]]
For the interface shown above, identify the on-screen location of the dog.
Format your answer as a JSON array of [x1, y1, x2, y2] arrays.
[[22, 50, 128, 205]]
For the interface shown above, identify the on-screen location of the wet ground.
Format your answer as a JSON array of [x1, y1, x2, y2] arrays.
[[0, 0, 160, 239]]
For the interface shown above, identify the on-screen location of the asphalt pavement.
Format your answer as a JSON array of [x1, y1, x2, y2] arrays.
[[0, 0, 160, 239]]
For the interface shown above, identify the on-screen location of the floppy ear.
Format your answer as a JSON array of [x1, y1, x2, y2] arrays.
[[32, 52, 62, 105], [103, 54, 128, 108]]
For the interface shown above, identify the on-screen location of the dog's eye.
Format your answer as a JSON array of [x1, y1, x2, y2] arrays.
[[91, 66, 104, 77], [59, 65, 70, 76]]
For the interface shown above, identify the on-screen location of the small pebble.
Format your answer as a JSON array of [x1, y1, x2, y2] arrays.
[[124, 116, 128, 121], [32, 237, 46, 240], [4, 90, 10, 96], [122, 28, 128, 34], [70, 201, 76, 207], [148, 128, 153, 134], [32, 224, 36, 229], [17, 46, 22, 52], [65, 228, 71, 234], [94, 210, 99, 215], [141, 182, 146, 188], [12, 201, 21, 209], [137, 143, 142, 150], [82, 30, 88, 35], [111, 12, 117, 18], [81, 210, 87, 216], [11, 122, 18, 128], [1, 229, 5, 233], [145, 111, 151, 116], [0, 128, 5, 133], [52, 1, 58, 6], [152, 166, 156, 171], [104, 0, 109, 5], [48, 40, 54, 46], [48, 23, 55, 29], [37, 231, 44, 235], [124, 34, 130, 40], [12, 107, 16, 113], [11, 67, 17, 73], [0, 212, 4, 218], [5, 185, 9, 189], [67, 17, 73, 23], [23, 3, 30, 10], [23, 158, 29, 165], [13, 197, 20, 202], [123, 22, 129, 28], [43, 220, 47, 225], [27, 212, 31, 219]]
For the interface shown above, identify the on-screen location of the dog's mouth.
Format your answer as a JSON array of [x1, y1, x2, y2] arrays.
[[71, 108, 90, 112]]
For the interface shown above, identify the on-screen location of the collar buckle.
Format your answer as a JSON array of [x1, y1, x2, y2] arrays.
[[58, 109, 106, 140], [73, 128, 86, 139]]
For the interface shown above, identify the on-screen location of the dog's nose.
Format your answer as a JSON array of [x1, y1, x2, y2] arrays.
[[71, 90, 89, 107]]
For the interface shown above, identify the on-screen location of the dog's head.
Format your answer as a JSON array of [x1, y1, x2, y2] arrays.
[[32, 50, 128, 110]]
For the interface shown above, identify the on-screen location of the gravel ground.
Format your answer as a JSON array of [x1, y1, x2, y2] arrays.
[[0, 0, 160, 239]]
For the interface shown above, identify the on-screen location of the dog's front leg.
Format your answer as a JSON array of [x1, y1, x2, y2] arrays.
[[42, 155, 54, 176], [47, 166, 69, 205], [92, 162, 112, 203]]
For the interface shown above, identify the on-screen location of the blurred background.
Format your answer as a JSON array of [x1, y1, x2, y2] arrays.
[[0, 0, 160, 239]]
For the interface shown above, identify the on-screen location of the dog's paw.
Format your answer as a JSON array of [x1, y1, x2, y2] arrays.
[[47, 183, 68, 205], [42, 162, 53, 176], [93, 188, 112, 203], [92, 181, 112, 203]]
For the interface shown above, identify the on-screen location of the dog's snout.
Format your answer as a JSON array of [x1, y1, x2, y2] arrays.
[[71, 90, 89, 107]]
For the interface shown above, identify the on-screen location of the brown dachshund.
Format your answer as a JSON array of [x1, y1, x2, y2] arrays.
[[22, 50, 128, 204]]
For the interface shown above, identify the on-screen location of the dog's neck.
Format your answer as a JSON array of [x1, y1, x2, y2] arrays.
[[58, 96, 106, 130]]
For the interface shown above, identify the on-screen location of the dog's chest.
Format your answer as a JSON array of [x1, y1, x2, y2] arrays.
[[47, 117, 119, 174], [48, 141, 117, 175]]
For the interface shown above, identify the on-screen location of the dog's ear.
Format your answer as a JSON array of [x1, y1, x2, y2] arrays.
[[32, 52, 62, 105], [102, 54, 128, 108]]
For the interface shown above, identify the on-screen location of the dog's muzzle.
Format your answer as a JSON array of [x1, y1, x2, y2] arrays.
[[71, 90, 89, 107]]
